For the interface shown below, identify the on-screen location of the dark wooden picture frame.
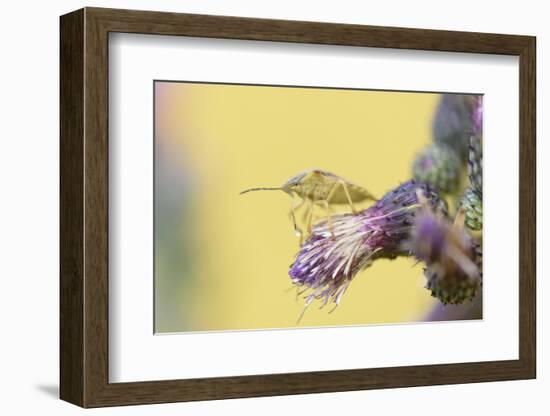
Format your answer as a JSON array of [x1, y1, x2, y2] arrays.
[[60, 7, 536, 408]]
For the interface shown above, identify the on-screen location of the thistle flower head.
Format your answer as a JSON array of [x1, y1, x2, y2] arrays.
[[412, 144, 462, 193], [289, 180, 447, 313], [433, 94, 478, 161], [406, 206, 482, 304]]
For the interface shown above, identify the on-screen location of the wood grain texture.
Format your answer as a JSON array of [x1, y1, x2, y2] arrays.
[[83, 9, 110, 406], [518, 37, 537, 376], [59, 8, 84, 407], [59, 7, 537, 408]]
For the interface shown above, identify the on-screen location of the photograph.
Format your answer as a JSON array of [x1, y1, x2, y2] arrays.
[[50, 4, 539, 411], [154, 81, 483, 333]]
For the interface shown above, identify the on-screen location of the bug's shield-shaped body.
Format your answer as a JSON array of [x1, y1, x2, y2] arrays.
[[285, 170, 374, 204], [240, 169, 376, 245], [282, 169, 376, 243]]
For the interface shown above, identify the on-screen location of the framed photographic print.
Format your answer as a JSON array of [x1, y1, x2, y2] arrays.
[[60, 7, 536, 407]]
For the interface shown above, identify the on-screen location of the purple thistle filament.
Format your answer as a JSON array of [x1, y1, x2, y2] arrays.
[[289, 180, 447, 311]]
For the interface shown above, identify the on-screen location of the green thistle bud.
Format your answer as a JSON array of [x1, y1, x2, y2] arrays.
[[425, 241, 482, 305], [468, 134, 483, 194], [460, 188, 483, 231], [426, 270, 479, 305], [412, 145, 462, 193]]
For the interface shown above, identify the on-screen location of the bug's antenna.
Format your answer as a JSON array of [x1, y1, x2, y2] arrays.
[[239, 187, 283, 195]]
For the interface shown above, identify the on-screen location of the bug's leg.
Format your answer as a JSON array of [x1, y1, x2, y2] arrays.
[[305, 198, 315, 237], [316, 199, 334, 237], [301, 201, 310, 224], [339, 180, 358, 214], [323, 200, 335, 237], [289, 198, 305, 240], [324, 183, 340, 236], [300, 187, 314, 224], [326, 182, 338, 202]]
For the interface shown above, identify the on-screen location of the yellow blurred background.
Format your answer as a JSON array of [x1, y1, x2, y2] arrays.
[[154, 81, 442, 333]]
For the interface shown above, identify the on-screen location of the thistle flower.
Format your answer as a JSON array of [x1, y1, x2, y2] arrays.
[[412, 144, 462, 193], [407, 207, 482, 305], [289, 180, 447, 313], [460, 187, 482, 231], [433, 94, 478, 161]]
